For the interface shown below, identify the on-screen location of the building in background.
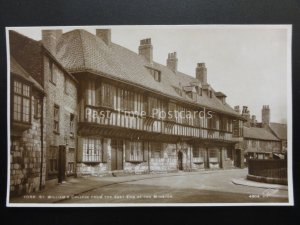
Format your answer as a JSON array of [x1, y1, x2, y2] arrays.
[[234, 105, 287, 164]]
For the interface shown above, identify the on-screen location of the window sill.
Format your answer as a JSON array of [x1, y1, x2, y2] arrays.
[[12, 121, 31, 132], [82, 161, 102, 164], [33, 115, 41, 120], [192, 161, 204, 164], [125, 160, 145, 164]]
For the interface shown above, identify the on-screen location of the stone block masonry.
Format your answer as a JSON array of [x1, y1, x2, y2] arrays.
[[10, 97, 46, 196]]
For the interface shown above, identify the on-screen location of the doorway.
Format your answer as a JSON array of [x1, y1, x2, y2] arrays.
[[178, 151, 183, 171], [235, 149, 241, 168], [58, 145, 66, 183], [111, 139, 123, 171]]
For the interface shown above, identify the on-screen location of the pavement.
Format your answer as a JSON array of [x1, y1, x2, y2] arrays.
[[231, 178, 288, 190], [9, 168, 289, 204]]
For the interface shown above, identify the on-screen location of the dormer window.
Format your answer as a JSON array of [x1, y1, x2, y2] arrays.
[[196, 86, 202, 96], [146, 67, 161, 82], [173, 86, 182, 96], [215, 92, 227, 104]]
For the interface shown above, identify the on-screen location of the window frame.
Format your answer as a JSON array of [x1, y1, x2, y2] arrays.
[[33, 96, 42, 119], [12, 78, 32, 124], [82, 138, 102, 162], [126, 141, 144, 162], [48, 146, 58, 174], [252, 140, 257, 148], [53, 104, 60, 134], [49, 60, 56, 85], [151, 142, 163, 158], [70, 113, 75, 138]]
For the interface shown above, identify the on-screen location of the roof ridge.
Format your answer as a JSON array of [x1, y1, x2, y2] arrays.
[[77, 30, 87, 69], [9, 30, 42, 46]]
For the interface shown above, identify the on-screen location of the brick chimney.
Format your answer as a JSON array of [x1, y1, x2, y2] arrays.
[[96, 29, 111, 45], [234, 105, 240, 114], [42, 30, 63, 56], [251, 115, 257, 126], [242, 106, 251, 127], [262, 105, 270, 125], [139, 38, 153, 63], [196, 63, 207, 84], [167, 52, 178, 72]]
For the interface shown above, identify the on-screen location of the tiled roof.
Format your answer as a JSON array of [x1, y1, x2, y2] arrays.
[[11, 56, 44, 92], [243, 126, 279, 141], [9, 30, 78, 86], [9, 31, 44, 86], [53, 29, 240, 117], [269, 122, 287, 140]]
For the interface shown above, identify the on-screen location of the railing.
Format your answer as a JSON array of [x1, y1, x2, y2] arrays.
[[248, 159, 287, 180], [82, 105, 233, 141]]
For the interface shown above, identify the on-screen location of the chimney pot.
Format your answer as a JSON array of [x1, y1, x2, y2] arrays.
[[196, 63, 207, 84], [167, 51, 178, 72], [234, 105, 240, 114], [139, 38, 153, 63], [262, 105, 270, 125]]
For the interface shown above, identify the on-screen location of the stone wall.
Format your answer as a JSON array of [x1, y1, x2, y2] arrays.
[[10, 93, 46, 196], [76, 163, 108, 176], [43, 55, 77, 181]]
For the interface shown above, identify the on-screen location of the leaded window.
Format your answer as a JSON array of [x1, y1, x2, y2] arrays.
[[82, 138, 102, 162], [12, 79, 31, 123]]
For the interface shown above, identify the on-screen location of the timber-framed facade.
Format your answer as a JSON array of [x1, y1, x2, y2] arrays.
[[9, 28, 246, 195]]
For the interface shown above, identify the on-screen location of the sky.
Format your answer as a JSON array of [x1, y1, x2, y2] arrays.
[[10, 25, 290, 123]]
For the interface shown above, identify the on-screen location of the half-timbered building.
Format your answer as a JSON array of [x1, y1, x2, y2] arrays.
[[9, 28, 246, 193], [40, 29, 244, 176]]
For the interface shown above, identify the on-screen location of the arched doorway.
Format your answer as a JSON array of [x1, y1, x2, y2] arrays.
[[178, 151, 183, 171]]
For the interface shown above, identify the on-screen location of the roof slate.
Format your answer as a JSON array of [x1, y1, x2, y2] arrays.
[[9, 30, 44, 86], [54, 29, 240, 117], [269, 122, 287, 140], [11, 56, 44, 92], [243, 126, 279, 141]]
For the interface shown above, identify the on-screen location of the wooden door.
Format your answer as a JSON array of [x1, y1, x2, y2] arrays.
[[178, 151, 183, 170], [58, 145, 66, 183], [235, 149, 241, 168], [111, 140, 123, 171]]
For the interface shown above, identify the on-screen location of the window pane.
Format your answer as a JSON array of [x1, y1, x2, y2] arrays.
[[14, 81, 22, 94], [13, 95, 22, 121], [22, 84, 30, 97], [22, 98, 30, 122]]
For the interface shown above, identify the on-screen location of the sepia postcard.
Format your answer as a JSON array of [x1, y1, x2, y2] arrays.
[[6, 25, 293, 207]]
